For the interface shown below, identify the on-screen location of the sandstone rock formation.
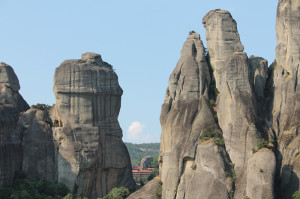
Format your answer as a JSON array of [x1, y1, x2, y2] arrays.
[[52, 52, 135, 198], [0, 63, 29, 186], [273, 0, 300, 198], [159, 33, 233, 199], [140, 156, 153, 170], [19, 107, 57, 182], [159, 10, 277, 199], [127, 177, 161, 199]]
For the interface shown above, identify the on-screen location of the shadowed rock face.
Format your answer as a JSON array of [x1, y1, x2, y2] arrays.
[[273, 0, 300, 198], [0, 63, 29, 186], [53, 53, 135, 198], [159, 33, 233, 199], [19, 108, 57, 183]]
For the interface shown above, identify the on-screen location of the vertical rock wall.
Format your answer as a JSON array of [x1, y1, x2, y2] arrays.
[[53, 53, 135, 198], [273, 0, 300, 198], [0, 63, 29, 186], [159, 33, 233, 199]]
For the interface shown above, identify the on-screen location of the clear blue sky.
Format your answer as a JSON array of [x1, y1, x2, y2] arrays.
[[0, 0, 277, 143]]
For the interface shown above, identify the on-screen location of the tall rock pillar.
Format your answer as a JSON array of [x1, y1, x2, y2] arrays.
[[273, 0, 300, 198], [0, 62, 29, 186], [53, 53, 135, 198]]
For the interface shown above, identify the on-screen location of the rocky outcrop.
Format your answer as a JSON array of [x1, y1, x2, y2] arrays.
[[159, 33, 233, 199], [202, 10, 275, 198], [273, 0, 300, 198], [202, 10, 243, 91], [18, 107, 57, 182], [140, 156, 153, 170], [53, 52, 135, 198], [127, 177, 161, 199], [0, 63, 29, 186]]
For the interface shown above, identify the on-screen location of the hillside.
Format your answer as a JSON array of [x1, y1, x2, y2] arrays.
[[125, 143, 160, 166]]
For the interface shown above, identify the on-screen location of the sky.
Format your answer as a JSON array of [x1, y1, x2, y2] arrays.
[[0, 0, 277, 144]]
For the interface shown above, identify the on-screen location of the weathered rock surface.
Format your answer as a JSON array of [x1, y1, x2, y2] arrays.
[[246, 148, 276, 199], [273, 1, 300, 198], [0, 63, 29, 186], [202, 10, 243, 90], [127, 177, 160, 199], [18, 108, 57, 182], [202, 10, 275, 198], [140, 156, 153, 170], [159, 33, 232, 199], [53, 52, 135, 198]]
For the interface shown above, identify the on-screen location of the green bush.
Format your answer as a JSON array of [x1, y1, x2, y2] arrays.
[[0, 173, 70, 199], [31, 103, 52, 111], [155, 181, 162, 199], [293, 191, 300, 199], [199, 128, 224, 146], [190, 164, 197, 170], [189, 30, 196, 35], [102, 187, 130, 199]]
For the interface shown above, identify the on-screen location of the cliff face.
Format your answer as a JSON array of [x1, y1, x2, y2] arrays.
[[159, 33, 233, 199], [53, 53, 135, 198], [0, 53, 135, 199], [274, 0, 300, 198], [159, 8, 282, 199], [0, 63, 29, 186]]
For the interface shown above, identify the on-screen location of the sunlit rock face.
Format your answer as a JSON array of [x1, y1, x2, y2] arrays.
[[0, 62, 29, 186], [273, 0, 300, 198], [159, 33, 233, 199], [202, 10, 275, 198], [53, 53, 135, 198]]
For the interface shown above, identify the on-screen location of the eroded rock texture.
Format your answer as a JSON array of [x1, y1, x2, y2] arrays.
[[18, 107, 57, 182], [203, 10, 275, 199], [273, 0, 300, 198], [159, 33, 233, 199], [53, 53, 135, 198], [0, 63, 29, 186], [159, 10, 277, 199]]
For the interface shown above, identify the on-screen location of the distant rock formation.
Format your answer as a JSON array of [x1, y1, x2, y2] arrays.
[[53, 52, 135, 198], [0, 62, 29, 186], [140, 156, 153, 169]]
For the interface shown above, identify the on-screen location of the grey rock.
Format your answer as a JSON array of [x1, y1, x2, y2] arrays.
[[246, 149, 276, 199], [53, 53, 135, 198], [127, 177, 160, 199], [159, 33, 232, 199], [273, 0, 300, 197], [0, 63, 29, 187], [140, 156, 153, 170], [202, 9, 244, 90], [19, 108, 57, 182], [203, 10, 275, 198]]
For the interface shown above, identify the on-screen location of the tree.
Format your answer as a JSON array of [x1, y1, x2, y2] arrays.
[[102, 187, 130, 199]]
